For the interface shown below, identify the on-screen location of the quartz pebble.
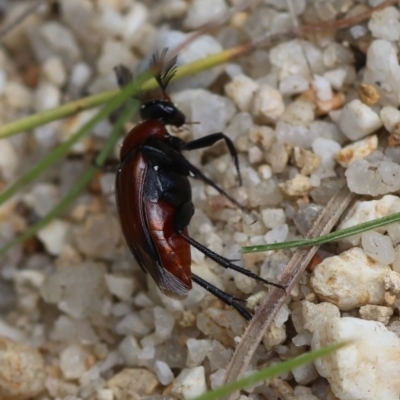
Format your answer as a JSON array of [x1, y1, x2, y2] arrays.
[[380, 106, 400, 132], [0, 138, 19, 181], [361, 231, 395, 265], [60, 344, 88, 380], [313, 317, 400, 400], [346, 159, 400, 196], [338, 99, 382, 140], [261, 208, 286, 229], [337, 195, 400, 247], [40, 262, 107, 319], [105, 274, 135, 301], [37, 219, 70, 255], [336, 135, 378, 168], [186, 339, 211, 367], [225, 74, 259, 112], [43, 56, 67, 86], [154, 360, 174, 385], [107, 368, 159, 400], [0, 336, 46, 400], [279, 74, 309, 96], [171, 367, 207, 400], [184, 0, 228, 29], [302, 301, 340, 333], [368, 6, 400, 41], [74, 214, 121, 260], [364, 40, 400, 107], [359, 304, 394, 325], [311, 247, 390, 310], [279, 174, 313, 197], [251, 84, 285, 123]]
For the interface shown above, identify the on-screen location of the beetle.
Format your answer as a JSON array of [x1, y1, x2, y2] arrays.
[[114, 50, 283, 320]]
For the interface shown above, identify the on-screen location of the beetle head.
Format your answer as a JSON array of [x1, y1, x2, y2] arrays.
[[140, 100, 186, 127]]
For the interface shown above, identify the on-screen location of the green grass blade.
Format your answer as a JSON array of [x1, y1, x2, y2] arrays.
[[0, 99, 137, 257], [0, 71, 150, 207], [242, 211, 400, 253], [0, 48, 235, 138], [193, 341, 349, 400]]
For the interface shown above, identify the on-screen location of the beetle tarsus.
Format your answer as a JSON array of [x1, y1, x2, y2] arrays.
[[192, 273, 252, 321]]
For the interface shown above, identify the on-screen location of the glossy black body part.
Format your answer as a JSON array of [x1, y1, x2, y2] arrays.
[[115, 49, 284, 321]]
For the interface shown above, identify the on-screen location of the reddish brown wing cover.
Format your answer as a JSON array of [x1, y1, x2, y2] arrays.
[[115, 150, 191, 299]]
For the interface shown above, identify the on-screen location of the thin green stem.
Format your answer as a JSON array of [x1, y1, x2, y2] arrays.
[[0, 49, 234, 138], [242, 211, 400, 253], [0, 71, 150, 208], [193, 341, 349, 400]]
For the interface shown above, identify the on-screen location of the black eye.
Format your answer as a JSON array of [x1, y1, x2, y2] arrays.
[[140, 100, 185, 127]]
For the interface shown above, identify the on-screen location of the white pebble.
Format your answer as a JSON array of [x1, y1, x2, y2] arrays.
[[118, 335, 139, 366], [60, 344, 87, 380], [172, 89, 235, 139], [0, 139, 19, 181], [184, 0, 228, 29], [248, 146, 263, 164], [323, 68, 347, 90], [251, 84, 285, 123], [0, 336, 46, 399], [23, 183, 59, 217], [362, 231, 395, 265], [4, 82, 33, 109], [280, 100, 315, 126], [225, 74, 259, 112], [70, 62, 92, 88], [311, 247, 390, 310], [338, 99, 382, 141], [368, 6, 400, 41], [41, 262, 106, 320], [292, 331, 313, 347], [261, 208, 286, 229], [171, 367, 207, 400], [279, 74, 309, 96], [313, 317, 400, 400], [40, 22, 81, 63], [364, 40, 400, 106], [302, 301, 340, 333], [265, 224, 289, 244], [338, 195, 400, 247], [104, 274, 134, 301], [97, 40, 135, 75], [37, 219, 70, 255], [346, 159, 400, 196], [116, 313, 151, 337], [210, 369, 226, 389], [336, 135, 378, 168], [154, 360, 174, 385], [186, 339, 211, 367], [380, 106, 400, 132], [292, 362, 319, 385], [42, 57, 67, 86], [159, 31, 224, 89], [270, 40, 323, 80], [258, 164, 272, 180], [122, 3, 149, 45], [359, 304, 394, 325], [33, 81, 61, 112], [312, 74, 332, 102]]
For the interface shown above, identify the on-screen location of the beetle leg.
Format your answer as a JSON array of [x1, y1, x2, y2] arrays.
[[179, 133, 242, 185], [142, 142, 250, 213], [192, 273, 252, 321], [179, 231, 286, 292]]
